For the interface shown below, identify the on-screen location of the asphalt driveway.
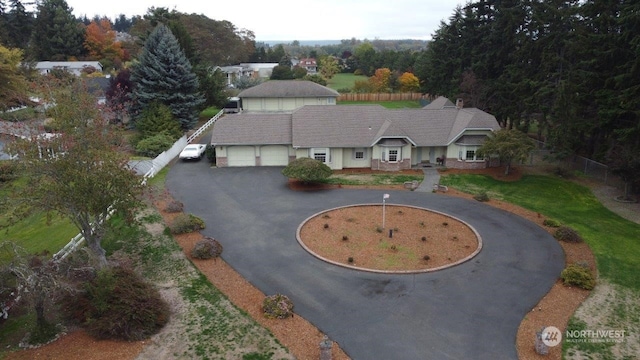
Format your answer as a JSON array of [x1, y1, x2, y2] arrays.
[[166, 163, 564, 360]]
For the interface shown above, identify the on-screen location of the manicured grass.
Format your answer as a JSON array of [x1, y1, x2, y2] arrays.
[[0, 180, 77, 255], [338, 100, 423, 109], [199, 107, 221, 120], [439, 174, 640, 290], [1, 212, 77, 255], [327, 73, 368, 91], [323, 173, 424, 185]]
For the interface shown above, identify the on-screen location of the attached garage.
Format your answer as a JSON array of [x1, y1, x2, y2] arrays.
[[260, 145, 289, 166], [227, 146, 256, 167]]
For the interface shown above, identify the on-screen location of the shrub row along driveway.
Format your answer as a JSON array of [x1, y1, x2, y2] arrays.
[[166, 164, 564, 359]]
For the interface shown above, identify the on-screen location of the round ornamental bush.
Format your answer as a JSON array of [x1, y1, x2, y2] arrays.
[[543, 219, 561, 228], [561, 264, 595, 290], [170, 213, 205, 234], [191, 237, 223, 260], [554, 226, 583, 243], [164, 200, 184, 213], [66, 267, 170, 341], [262, 294, 294, 319], [473, 191, 490, 202]]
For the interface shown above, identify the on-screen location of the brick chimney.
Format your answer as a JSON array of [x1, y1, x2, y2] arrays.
[[456, 98, 464, 109]]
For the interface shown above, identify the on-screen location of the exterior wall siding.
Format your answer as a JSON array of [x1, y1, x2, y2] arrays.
[[241, 97, 337, 112]]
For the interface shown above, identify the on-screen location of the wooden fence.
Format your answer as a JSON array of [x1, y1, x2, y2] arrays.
[[337, 93, 424, 102]]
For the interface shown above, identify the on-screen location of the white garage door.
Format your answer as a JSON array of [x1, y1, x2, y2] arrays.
[[260, 145, 289, 166], [227, 146, 256, 166]]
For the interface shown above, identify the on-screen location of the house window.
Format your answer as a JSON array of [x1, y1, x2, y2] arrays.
[[354, 148, 366, 160], [311, 148, 330, 163], [466, 150, 475, 161], [461, 147, 484, 161], [328, 98, 335, 104], [388, 148, 400, 163]]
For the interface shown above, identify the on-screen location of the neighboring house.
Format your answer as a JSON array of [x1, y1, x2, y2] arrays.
[[239, 63, 280, 79], [296, 58, 317, 73], [211, 96, 501, 170], [35, 61, 103, 76], [215, 65, 255, 87], [238, 80, 339, 112], [83, 77, 111, 105]]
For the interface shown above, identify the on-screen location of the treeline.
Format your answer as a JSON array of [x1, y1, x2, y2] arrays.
[[414, 0, 639, 171], [0, 0, 254, 69]]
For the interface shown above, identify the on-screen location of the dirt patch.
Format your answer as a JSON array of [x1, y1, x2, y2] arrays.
[[299, 205, 479, 271]]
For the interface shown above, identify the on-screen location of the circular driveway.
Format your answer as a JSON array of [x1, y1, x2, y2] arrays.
[[166, 164, 564, 360]]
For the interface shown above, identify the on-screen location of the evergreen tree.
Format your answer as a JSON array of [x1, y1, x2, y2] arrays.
[[130, 24, 204, 130], [29, 0, 85, 60], [0, 0, 8, 45], [6, 0, 34, 49]]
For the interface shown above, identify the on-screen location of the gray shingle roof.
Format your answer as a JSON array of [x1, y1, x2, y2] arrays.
[[292, 105, 388, 148], [455, 135, 488, 145], [423, 96, 455, 109], [210, 113, 291, 145], [238, 80, 340, 98], [209, 98, 501, 148]]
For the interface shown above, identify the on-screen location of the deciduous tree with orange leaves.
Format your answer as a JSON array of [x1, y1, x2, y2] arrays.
[[369, 68, 392, 93], [398, 72, 420, 92], [84, 19, 127, 70]]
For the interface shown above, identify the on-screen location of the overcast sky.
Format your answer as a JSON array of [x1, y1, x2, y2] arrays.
[[64, 0, 465, 41]]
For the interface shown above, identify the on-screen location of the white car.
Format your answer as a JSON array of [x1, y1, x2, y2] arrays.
[[179, 144, 206, 160]]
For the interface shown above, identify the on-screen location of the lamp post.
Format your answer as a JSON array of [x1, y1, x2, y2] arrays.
[[382, 193, 390, 228]]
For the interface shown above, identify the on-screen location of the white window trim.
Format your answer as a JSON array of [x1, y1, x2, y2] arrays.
[[353, 148, 367, 160], [458, 146, 484, 161], [310, 148, 330, 164], [386, 147, 400, 163]]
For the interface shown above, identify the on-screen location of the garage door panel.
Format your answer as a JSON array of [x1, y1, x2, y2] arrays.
[[227, 146, 256, 166], [261, 145, 289, 166]]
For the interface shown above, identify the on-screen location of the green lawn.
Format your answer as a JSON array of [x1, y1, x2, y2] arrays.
[[439, 173, 640, 290], [327, 73, 368, 91]]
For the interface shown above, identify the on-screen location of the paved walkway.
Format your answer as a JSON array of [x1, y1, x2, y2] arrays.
[[415, 166, 441, 192], [166, 165, 564, 360]]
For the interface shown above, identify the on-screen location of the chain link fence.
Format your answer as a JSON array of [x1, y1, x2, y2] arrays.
[[525, 140, 626, 190]]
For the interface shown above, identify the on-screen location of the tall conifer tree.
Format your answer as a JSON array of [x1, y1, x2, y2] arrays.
[[29, 0, 85, 60], [130, 24, 204, 130]]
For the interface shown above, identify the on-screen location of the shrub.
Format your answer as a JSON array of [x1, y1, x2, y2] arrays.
[[205, 144, 216, 163], [164, 200, 184, 213], [134, 102, 183, 140], [190, 237, 223, 260], [342, 235, 348, 241], [473, 191, 490, 202], [375, 226, 383, 233], [0, 160, 18, 182], [561, 264, 595, 290], [554, 226, 583, 243], [65, 267, 169, 340], [281, 157, 332, 184], [170, 213, 205, 234], [543, 219, 561, 227], [421, 236, 427, 241], [135, 133, 175, 158], [423, 255, 430, 261], [347, 257, 354, 263], [262, 294, 294, 319]]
